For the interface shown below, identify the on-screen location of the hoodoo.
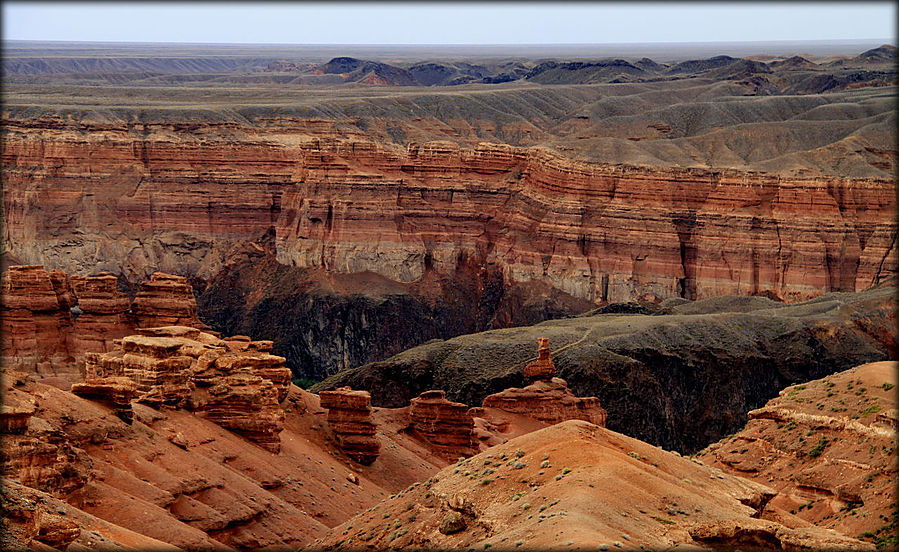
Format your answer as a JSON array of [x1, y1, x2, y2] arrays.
[[409, 390, 476, 459], [481, 338, 608, 427], [318, 387, 381, 464]]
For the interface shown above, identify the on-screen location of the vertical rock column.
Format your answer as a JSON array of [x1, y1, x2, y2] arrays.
[[319, 387, 380, 464], [409, 390, 476, 458], [70, 273, 136, 353]]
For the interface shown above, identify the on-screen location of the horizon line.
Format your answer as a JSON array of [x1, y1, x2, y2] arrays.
[[3, 38, 893, 48]]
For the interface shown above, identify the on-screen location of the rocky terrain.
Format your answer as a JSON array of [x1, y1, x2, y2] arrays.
[[1, 40, 897, 551], [1, 324, 616, 550], [700, 361, 898, 550], [310, 420, 874, 551], [3, 44, 895, 380], [1, 266, 207, 380], [317, 282, 896, 452], [3, 318, 891, 550]]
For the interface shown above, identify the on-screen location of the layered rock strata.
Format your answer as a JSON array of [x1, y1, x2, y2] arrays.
[[70, 376, 137, 423], [1, 266, 207, 378], [69, 273, 136, 353], [1, 265, 77, 378], [84, 325, 290, 451], [197, 373, 284, 453], [700, 361, 898, 546], [318, 387, 380, 464], [3, 122, 895, 304], [132, 272, 205, 328], [481, 377, 609, 427], [409, 390, 475, 458]]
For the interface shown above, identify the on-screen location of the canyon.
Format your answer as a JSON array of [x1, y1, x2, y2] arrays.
[[2, 118, 895, 379], [2, 39, 896, 551]]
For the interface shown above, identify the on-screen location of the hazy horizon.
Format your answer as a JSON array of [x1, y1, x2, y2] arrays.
[[3, 3, 895, 45]]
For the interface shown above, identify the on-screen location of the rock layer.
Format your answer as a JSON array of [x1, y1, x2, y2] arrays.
[[3, 122, 894, 304], [700, 361, 898, 547], [318, 387, 380, 464], [84, 325, 290, 451], [481, 377, 609, 427], [409, 390, 475, 459], [1, 266, 207, 379]]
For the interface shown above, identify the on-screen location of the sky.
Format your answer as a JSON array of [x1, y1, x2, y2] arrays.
[[3, 2, 895, 45]]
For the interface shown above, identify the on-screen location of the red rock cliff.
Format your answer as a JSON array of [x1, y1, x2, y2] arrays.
[[1, 266, 206, 379], [3, 120, 895, 302]]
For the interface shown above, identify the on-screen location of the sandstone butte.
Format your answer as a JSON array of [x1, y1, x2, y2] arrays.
[[1, 266, 207, 380], [1, 325, 889, 550], [3, 120, 895, 304]]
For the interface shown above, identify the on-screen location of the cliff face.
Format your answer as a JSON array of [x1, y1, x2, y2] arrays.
[[4, 119, 895, 305], [1, 266, 206, 379]]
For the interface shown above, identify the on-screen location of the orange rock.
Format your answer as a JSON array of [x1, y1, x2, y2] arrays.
[[523, 337, 556, 382], [409, 390, 475, 459], [3, 128, 893, 306], [482, 377, 608, 427], [198, 373, 284, 453], [318, 387, 380, 464], [71, 376, 137, 423], [131, 273, 205, 329], [83, 325, 288, 451]]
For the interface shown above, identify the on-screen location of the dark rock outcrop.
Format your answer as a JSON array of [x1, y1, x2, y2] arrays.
[[317, 283, 896, 453]]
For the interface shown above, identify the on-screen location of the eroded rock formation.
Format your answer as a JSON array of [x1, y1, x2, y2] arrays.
[[132, 272, 204, 328], [70, 376, 137, 423], [480, 339, 607, 428], [481, 377, 608, 427], [84, 326, 290, 452], [69, 273, 136, 353], [3, 123, 894, 305], [700, 361, 897, 546], [313, 420, 875, 551], [318, 387, 380, 464], [409, 390, 475, 458], [1, 266, 207, 379], [1, 265, 77, 379], [523, 337, 555, 382]]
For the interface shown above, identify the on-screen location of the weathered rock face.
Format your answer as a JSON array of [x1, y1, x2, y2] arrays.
[[84, 326, 290, 451], [70, 376, 137, 423], [197, 373, 284, 453], [1, 265, 77, 378], [1, 266, 207, 379], [4, 122, 894, 304], [69, 273, 136, 354], [409, 390, 475, 458], [318, 283, 895, 453], [318, 387, 380, 464], [482, 377, 608, 427], [523, 337, 556, 382], [199, 246, 594, 380], [700, 361, 898, 546], [132, 272, 204, 328], [1, 375, 91, 497]]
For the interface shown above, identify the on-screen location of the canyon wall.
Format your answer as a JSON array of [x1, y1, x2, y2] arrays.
[[3, 117, 895, 306]]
